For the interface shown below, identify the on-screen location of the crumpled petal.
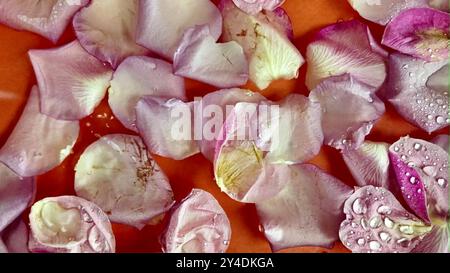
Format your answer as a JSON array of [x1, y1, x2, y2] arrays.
[[306, 20, 387, 91], [340, 186, 432, 253], [0, 86, 80, 177], [411, 226, 448, 253], [343, 141, 392, 189], [386, 53, 448, 133], [0, 0, 89, 43], [221, 0, 304, 90], [232, 0, 285, 15], [73, 0, 149, 68], [136, 0, 222, 61], [29, 41, 113, 121], [432, 135, 449, 151], [161, 189, 232, 253], [74, 134, 175, 229], [309, 74, 386, 151], [173, 25, 248, 88], [0, 219, 29, 253], [0, 163, 35, 232], [28, 196, 115, 253], [136, 97, 199, 160], [256, 164, 352, 251], [382, 8, 449, 62], [108, 56, 186, 132]]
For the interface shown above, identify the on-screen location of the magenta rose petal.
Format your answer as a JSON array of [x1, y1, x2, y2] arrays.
[[136, 0, 222, 61], [28, 196, 115, 253], [0, 0, 89, 43], [231, 0, 285, 15], [382, 8, 449, 62], [411, 226, 449, 253], [339, 186, 432, 253], [309, 74, 385, 151], [108, 56, 186, 132], [0, 219, 29, 253], [29, 41, 113, 121], [73, 0, 149, 68], [431, 135, 449, 151], [306, 20, 387, 90], [136, 97, 199, 160], [74, 134, 175, 229], [161, 189, 231, 253], [256, 164, 353, 251], [173, 25, 248, 88], [0, 87, 80, 177]]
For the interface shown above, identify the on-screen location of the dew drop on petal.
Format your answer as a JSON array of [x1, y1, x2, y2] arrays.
[[352, 198, 367, 215]]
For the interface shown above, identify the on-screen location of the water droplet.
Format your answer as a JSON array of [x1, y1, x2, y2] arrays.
[[399, 225, 414, 235], [369, 241, 381, 251], [352, 198, 367, 215], [357, 238, 365, 246], [422, 166, 437, 177], [384, 217, 394, 229], [409, 176, 417, 184], [369, 216, 382, 228], [407, 162, 415, 167], [417, 188, 422, 194], [223, 240, 230, 245], [427, 114, 434, 120], [361, 218, 368, 230], [405, 172, 411, 177], [379, 232, 391, 242], [377, 205, 392, 215], [351, 222, 358, 228], [401, 155, 407, 160], [258, 224, 265, 233], [437, 178, 448, 188], [394, 146, 400, 152], [436, 116, 445, 124], [402, 64, 408, 70], [413, 143, 422, 151]]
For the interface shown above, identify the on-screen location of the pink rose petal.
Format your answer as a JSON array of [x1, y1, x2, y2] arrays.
[[74, 134, 175, 229], [0, 86, 80, 177], [108, 56, 186, 132], [411, 226, 448, 253], [29, 196, 115, 253], [0, 219, 29, 253], [431, 135, 449, 151], [29, 41, 113, 121], [73, 0, 149, 68], [257, 164, 353, 251], [161, 189, 231, 253], [136, 0, 222, 61], [174, 25, 248, 88], [232, 0, 285, 15]]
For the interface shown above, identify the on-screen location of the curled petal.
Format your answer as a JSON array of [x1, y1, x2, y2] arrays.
[[386, 53, 448, 133], [0, 0, 89, 42], [73, 0, 149, 68], [161, 189, 231, 253], [340, 186, 432, 253], [0, 87, 80, 177], [309, 74, 385, 151], [74, 134, 175, 229], [412, 226, 448, 253], [232, 0, 285, 15], [306, 20, 387, 90], [431, 135, 449, 151], [109, 56, 186, 132], [29, 196, 115, 253], [136, 0, 222, 61], [174, 25, 248, 88], [136, 97, 199, 160], [29, 41, 113, 121], [1, 219, 29, 253], [257, 164, 352, 251], [382, 8, 449, 61]]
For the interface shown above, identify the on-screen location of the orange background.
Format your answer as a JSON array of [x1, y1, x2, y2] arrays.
[[0, 0, 446, 253]]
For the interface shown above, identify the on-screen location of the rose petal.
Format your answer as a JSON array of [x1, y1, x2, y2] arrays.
[[431, 135, 449, 151], [136, 0, 222, 61], [306, 20, 387, 90], [73, 0, 149, 68], [0, 219, 29, 253], [386, 53, 448, 133], [0, 86, 80, 177], [221, 0, 304, 90], [74, 134, 175, 229], [0, 0, 89, 42], [173, 25, 248, 88], [256, 164, 353, 251], [29, 41, 113, 121], [161, 189, 231, 253], [136, 97, 199, 160], [108, 56, 186, 132], [340, 186, 432, 253], [231, 0, 285, 15], [411, 226, 448, 253], [309, 74, 385, 150], [382, 8, 449, 61], [28, 196, 115, 253]]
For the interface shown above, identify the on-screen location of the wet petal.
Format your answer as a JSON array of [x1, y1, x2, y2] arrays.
[[0, 86, 80, 177], [0, 0, 88, 42], [29, 41, 113, 121], [306, 20, 387, 90], [28, 196, 115, 253], [382, 8, 449, 61], [73, 0, 149, 68], [309, 74, 385, 151], [411, 226, 448, 253], [136, 0, 222, 61], [386, 53, 448, 133], [256, 164, 353, 251], [161, 189, 231, 253], [74, 134, 175, 229], [108, 56, 186, 132], [231, 0, 285, 15], [431, 135, 449, 151], [136, 97, 199, 160], [174, 25, 248, 88], [340, 186, 432, 253]]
